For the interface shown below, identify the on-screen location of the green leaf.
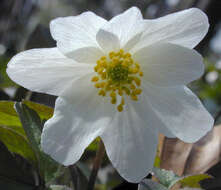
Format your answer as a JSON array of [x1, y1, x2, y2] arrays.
[[138, 179, 168, 190], [179, 174, 212, 188], [40, 153, 62, 184], [14, 102, 61, 183], [23, 100, 53, 120], [86, 137, 99, 151], [152, 167, 181, 188], [15, 102, 42, 151], [0, 101, 23, 128], [0, 100, 53, 129], [154, 155, 161, 168], [0, 100, 55, 165], [0, 56, 17, 88], [152, 168, 212, 189], [0, 125, 37, 163]]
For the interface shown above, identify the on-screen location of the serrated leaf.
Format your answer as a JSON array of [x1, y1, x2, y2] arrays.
[[0, 125, 37, 163], [138, 179, 168, 190], [152, 167, 181, 188], [179, 174, 212, 188]]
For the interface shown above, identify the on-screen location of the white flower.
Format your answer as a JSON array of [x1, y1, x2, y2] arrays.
[[205, 71, 218, 83], [7, 7, 214, 182]]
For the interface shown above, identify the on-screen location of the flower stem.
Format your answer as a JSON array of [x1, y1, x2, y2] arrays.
[[87, 139, 105, 190]]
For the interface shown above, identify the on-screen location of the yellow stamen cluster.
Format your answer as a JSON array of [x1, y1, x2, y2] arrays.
[[91, 49, 143, 112]]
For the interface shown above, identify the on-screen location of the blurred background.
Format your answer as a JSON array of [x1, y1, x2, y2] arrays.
[[0, 0, 221, 190]]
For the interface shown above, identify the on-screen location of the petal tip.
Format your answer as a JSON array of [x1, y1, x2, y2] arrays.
[[189, 7, 209, 31]]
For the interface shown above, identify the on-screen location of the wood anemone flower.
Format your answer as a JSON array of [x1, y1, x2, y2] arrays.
[[7, 7, 214, 183]]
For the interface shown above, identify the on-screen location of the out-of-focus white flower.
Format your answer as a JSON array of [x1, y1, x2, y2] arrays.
[[205, 71, 219, 83], [215, 60, 221, 69], [7, 7, 214, 182]]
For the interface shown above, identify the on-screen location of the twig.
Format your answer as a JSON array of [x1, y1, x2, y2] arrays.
[[87, 139, 105, 190], [69, 165, 79, 190]]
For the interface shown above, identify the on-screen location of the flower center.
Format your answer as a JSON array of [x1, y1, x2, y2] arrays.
[[91, 49, 143, 112]]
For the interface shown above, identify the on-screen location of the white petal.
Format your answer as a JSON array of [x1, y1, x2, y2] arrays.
[[69, 47, 104, 63], [143, 83, 214, 143], [134, 8, 209, 52], [101, 104, 158, 183], [124, 32, 143, 52], [130, 92, 175, 138], [98, 7, 145, 49], [50, 12, 106, 62], [7, 48, 93, 96], [133, 43, 204, 86], [41, 75, 114, 165], [96, 29, 120, 54]]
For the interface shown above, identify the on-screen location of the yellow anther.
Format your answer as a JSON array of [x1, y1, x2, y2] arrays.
[[101, 61, 107, 68], [134, 77, 141, 86], [119, 49, 124, 57], [130, 84, 136, 90], [91, 76, 99, 82], [122, 87, 130, 95], [130, 67, 139, 74], [131, 94, 138, 101], [110, 91, 116, 98], [109, 51, 115, 58], [134, 89, 142, 95], [118, 88, 123, 96], [121, 97, 125, 105], [112, 86, 117, 91], [98, 89, 106, 96], [135, 63, 140, 69], [122, 61, 128, 67], [101, 56, 106, 60], [119, 49, 124, 54], [124, 53, 131, 58], [94, 65, 98, 72], [117, 104, 123, 112], [124, 58, 131, 64], [100, 82, 106, 88], [111, 97, 117, 104], [139, 71, 143, 77], [95, 83, 101, 88], [113, 57, 119, 63], [98, 68, 104, 74], [101, 72, 107, 80]]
